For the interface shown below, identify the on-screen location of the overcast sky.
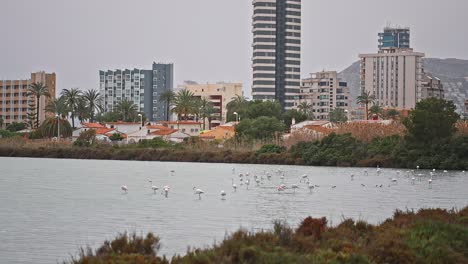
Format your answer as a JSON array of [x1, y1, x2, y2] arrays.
[[1, 0, 467, 97]]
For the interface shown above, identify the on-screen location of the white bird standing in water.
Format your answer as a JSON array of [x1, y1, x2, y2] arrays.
[[300, 174, 308, 183], [364, 169, 368, 176], [232, 167, 235, 174], [220, 190, 226, 200], [162, 186, 170, 197], [231, 179, 237, 192], [151, 185, 159, 193], [245, 179, 250, 190], [193, 187, 204, 199], [350, 174, 355, 181], [308, 183, 314, 192], [291, 184, 299, 193], [411, 177, 415, 185], [121, 185, 128, 193]]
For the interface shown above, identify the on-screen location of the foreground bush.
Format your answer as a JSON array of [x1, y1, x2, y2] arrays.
[[66, 207, 468, 264]]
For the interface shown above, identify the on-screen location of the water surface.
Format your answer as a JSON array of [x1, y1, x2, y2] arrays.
[[0, 157, 466, 263]]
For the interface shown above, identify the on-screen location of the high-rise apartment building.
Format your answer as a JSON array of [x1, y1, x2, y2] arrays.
[[378, 27, 410, 50], [251, 0, 301, 109], [0, 72, 56, 127], [99, 63, 173, 121], [300, 71, 350, 120], [177, 82, 243, 128], [359, 27, 425, 109], [421, 72, 444, 100]]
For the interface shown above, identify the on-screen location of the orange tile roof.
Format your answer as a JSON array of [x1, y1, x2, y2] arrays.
[[146, 125, 171, 130], [82, 123, 106, 128], [106, 122, 140, 125], [217, 126, 235, 132], [158, 121, 202, 125], [94, 128, 114, 135], [150, 129, 178, 136]]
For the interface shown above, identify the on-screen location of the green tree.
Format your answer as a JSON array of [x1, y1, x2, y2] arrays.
[[198, 97, 215, 130], [28, 82, 50, 128], [97, 111, 122, 123], [403, 98, 459, 144], [282, 109, 308, 129], [158, 90, 175, 121], [82, 89, 102, 123], [45, 96, 69, 119], [297, 101, 313, 118], [109, 133, 124, 141], [61, 88, 82, 128], [369, 104, 383, 119], [6, 122, 27, 132], [226, 95, 249, 122], [0, 116, 3, 129], [26, 102, 37, 128], [39, 117, 73, 138], [75, 97, 91, 124], [245, 100, 282, 120], [115, 99, 138, 121], [356, 91, 375, 120], [385, 109, 399, 120], [235, 116, 284, 141], [329, 108, 348, 123], [172, 89, 196, 121]]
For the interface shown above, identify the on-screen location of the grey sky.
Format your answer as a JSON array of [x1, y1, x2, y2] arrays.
[[1, 0, 467, 98]]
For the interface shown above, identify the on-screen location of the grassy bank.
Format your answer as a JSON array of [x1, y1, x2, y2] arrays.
[[66, 206, 468, 264], [0, 131, 467, 170]]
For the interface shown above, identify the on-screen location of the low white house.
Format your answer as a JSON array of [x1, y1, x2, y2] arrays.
[[156, 121, 202, 137]]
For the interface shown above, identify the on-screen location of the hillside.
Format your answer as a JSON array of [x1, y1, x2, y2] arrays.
[[338, 58, 468, 113]]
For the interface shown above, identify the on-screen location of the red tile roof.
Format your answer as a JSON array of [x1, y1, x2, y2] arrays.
[[94, 128, 114, 135], [150, 129, 178, 136], [157, 121, 202, 125], [82, 123, 106, 128], [106, 122, 140, 125]]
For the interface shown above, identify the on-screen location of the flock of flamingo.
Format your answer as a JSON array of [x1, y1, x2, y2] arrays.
[[119, 165, 463, 200]]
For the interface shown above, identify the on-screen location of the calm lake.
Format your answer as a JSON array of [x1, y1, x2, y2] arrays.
[[0, 157, 467, 263]]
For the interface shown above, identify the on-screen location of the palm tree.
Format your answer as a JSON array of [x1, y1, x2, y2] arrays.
[[115, 99, 138, 121], [369, 104, 383, 119], [45, 96, 70, 119], [28, 82, 50, 128], [61, 88, 82, 128], [386, 108, 399, 120], [226, 95, 248, 122], [172, 89, 196, 121], [158, 90, 175, 121], [356, 91, 375, 120], [82, 89, 102, 123], [199, 97, 215, 130], [39, 117, 73, 138], [297, 101, 313, 118], [75, 97, 91, 124]]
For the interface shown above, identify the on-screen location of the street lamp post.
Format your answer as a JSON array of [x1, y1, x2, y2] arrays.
[[233, 112, 239, 123], [138, 113, 143, 142], [344, 109, 350, 122], [55, 114, 60, 141]]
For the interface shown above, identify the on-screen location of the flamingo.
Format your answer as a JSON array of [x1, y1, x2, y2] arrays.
[[162, 186, 170, 198], [151, 185, 159, 193], [232, 167, 235, 174], [280, 174, 285, 183], [193, 187, 204, 200], [170, 170, 175, 176], [291, 184, 299, 193], [361, 184, 366, 187], [391, 178, 397, 183], [121, 185, 128, 193], [277, 184, 286, 192], [255, 178, 261, 186], [220, 190, 226, 200], [331, 185, 337, 189], [245, 179, 250, 190], [231, 179, 237, 192], [364, 169, 368, 176], [308, 183, 314, 192], [300, 174, 308, 183], [411, 177, 416, 184], [350, 174, 354, 181]]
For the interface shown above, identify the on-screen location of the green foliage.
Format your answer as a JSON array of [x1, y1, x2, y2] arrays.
[[28, 82, 50, 128], [45, 96, 70, 118], [73, 129, 96, 147], [256, 144, 286, 155], [39, 118, 73, 138], [235, 117, 285, 141], [226, 95, 249, 122], [139, 137, 170, 148], [108, 133, 124, 141], [245, 100, 283, 120], [404, 98, 459, 144], [282, 109, 308, 129], [291, 133, 367, 166], [6, 122, 27, 132], [329, 108, 348, 123], [0, 129, 19, 138], [356, 91, 375, 120]]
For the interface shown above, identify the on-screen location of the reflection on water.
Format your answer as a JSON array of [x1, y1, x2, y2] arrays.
[[0, 157, 466, 263]]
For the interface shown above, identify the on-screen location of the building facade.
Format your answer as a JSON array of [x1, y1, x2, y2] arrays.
[[251, 0, 301, 109], [178, 82, 242, 128], [99, 63, 173, 121], [359, 27, 425, 110], [0, 71, 56, 127], [421, 72, 444, 100], [299, 71, 350, 120]]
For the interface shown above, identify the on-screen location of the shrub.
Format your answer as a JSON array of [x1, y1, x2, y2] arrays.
[[73, 129, 96, 147], [256, 144, 286, 155]]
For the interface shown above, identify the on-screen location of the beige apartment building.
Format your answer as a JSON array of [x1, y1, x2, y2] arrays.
[[299, 71, 350, 120], [359, 49, 424, 110], [0, 72, 56, 127], [421, 72, 444, 100], [177, 82, 243, 128]]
